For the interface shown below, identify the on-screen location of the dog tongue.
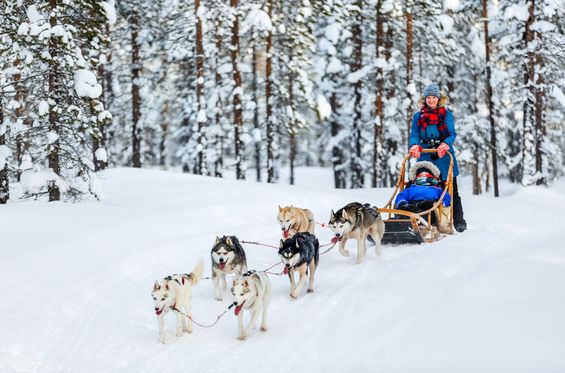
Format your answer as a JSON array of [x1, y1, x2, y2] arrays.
[[234, 304, 243, 316], [283, 230, 289, 239], [283, 267, 289, 274], [219, 262, 225, 270], [331, 236, 340, 244]]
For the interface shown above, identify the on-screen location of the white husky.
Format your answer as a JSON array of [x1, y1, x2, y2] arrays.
[[231, 271, 271, 341], [151, 260, 204, 343]]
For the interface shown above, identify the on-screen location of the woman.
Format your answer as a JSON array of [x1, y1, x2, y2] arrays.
[[408, 83, 467, 232]]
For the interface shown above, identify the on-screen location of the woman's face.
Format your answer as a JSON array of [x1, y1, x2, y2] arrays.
[[426, 96, 439, 109]]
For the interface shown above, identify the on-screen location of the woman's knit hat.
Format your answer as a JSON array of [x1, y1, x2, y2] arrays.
[[423, 83, 440, 99]]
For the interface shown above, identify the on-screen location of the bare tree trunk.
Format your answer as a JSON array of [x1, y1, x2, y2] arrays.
[[405, 10, 413, 149], [266, 0, 275, 183], [48, 0, 61, 201], [330, 92, 347, 189], [350, 0, 364, 189], [534, 18, 545, 185], [230, 0, 244, 180], [131, 12, 142, 168], [160, 99, 169, 168], [94, 62, 107, 171], [252, 44, 261, 182], [472, 142, 481, 195], [195, 0, 206, 175], [373, 0, 384, 188], [0, 95, 8, 204], [289, 68, 296, 185], [214, 24, 224, 178], [482, 0, 499, 197]]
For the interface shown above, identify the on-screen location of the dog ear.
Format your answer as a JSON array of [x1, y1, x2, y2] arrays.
[[330, 210, 335, 219], [226, 237, 233, 247], [243, 279, 249, 288], [279, 239, 285, 248], [342, 210, 349, 220], [164, 282, 170, 290], [153, 281, 160, 291], [278, 205, 283, 212], [215, 236, 220, 245]]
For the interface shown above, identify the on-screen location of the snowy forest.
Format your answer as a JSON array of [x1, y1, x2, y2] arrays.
[[0, 0, 563, 203]]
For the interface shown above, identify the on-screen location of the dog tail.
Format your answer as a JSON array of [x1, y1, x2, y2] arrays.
[[190, 259, 205, 286]]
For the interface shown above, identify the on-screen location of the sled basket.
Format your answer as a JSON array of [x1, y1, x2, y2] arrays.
[[378, 149, 454, 245]]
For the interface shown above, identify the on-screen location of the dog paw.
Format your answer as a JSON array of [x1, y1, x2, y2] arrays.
[[215, 297, 223, 301], [260, 326, 268, 332], [290, 292, 298, 299], [238, 335, 246, 341], [339, 249, 350, 257], [307, 288, 314, 293]]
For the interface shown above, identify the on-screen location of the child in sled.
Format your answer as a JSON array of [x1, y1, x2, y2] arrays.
[[395, 161, 453, 234]]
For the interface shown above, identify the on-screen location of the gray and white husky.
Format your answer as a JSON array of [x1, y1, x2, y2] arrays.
[[278, 232, 319, 298], [329, 202, 385, 264], [151, 260, 204, 343], [231, 270, 271, 340], [211, 236, 248, 301]]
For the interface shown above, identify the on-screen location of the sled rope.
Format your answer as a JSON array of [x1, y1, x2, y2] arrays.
[[171, 303, 235, 328], [315, 221, 331, 229], [319, 241, 337, 256], [241, 240, 279, 249]]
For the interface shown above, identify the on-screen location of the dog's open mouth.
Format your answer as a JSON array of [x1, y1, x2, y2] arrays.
[[283, 266, 290, 274], [234, 301, 245, 316], [155, 305, 166, 316], [218, 262, 225, 270], [283, 229, 290, 239], [331, 235, 342, 244]]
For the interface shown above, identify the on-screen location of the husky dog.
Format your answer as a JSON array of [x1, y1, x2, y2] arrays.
[[211, 236, 248, 301], [277, 205, 315, 239], [151, 260, 204, 344], [329, 202, 385, 264], [278, 232, 320, 298], [231, 271, 271, 340]]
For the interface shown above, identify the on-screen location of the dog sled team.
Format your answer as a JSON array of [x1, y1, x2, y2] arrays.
[[151, 83, 467, 342]]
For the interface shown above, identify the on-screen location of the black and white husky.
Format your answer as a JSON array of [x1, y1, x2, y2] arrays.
[[231, 270, 271, 340], [278, 232, 320, 298], [211, 236, 248, 301]]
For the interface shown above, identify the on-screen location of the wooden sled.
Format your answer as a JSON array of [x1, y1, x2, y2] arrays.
[[378, 149, 454, 244]]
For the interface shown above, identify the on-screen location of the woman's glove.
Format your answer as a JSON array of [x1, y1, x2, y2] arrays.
[[437, 142, 449, 158], [409, 145, 422, 158]]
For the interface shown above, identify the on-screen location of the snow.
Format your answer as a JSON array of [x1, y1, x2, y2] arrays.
[[17, 22, 29, 35], [437, 14, 454, 36], [0, 145, 12, 169], [326, 57, 343, 74], [347, 66, 371, 84], [550, 85, 565, 109], [325, 22, 341, 45], [95, 148, 108, 163], [503, 4, 530, 21], [18, 168, 67, 195], [242, 6, 272, 34], [101, 1, 117, 25], [38, 100, 49, 116], [26, 4, 43, 23], [316, 94, 332, 120], [530, 21, 556, 33], [1, 168, 565, 372], [444, 0, 460, 11], [74, 69, 102, 99]]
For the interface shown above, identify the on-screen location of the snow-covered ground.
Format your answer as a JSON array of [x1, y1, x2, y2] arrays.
[[1, 168, 564, 373]]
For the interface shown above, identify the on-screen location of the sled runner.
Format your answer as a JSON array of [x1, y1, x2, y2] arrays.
[[378, 149, 454, 244]]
